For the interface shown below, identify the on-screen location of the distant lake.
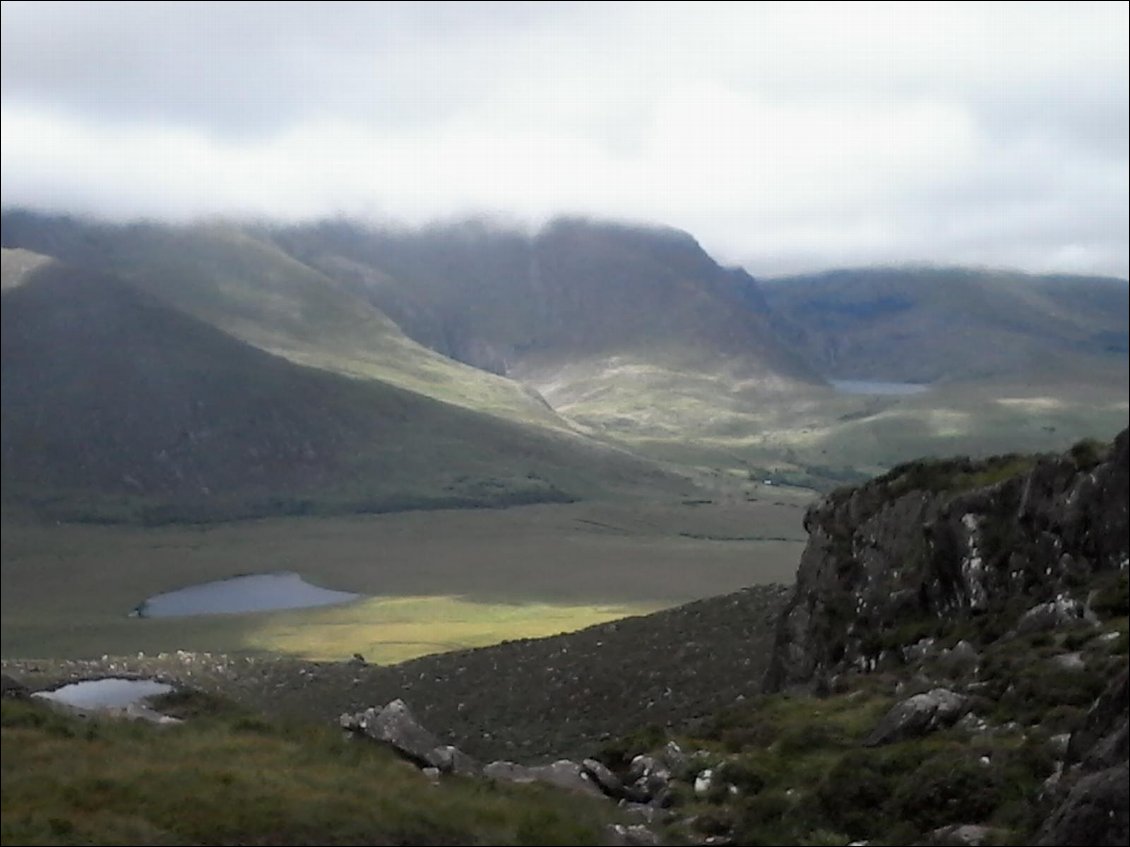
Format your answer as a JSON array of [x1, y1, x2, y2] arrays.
[[831, 379, 930, 396], [134, 572, 361, 618], [34, 678, 172, 709]]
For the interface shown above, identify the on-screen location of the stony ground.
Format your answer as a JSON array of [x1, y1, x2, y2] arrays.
[[2, 583, 789, 762]]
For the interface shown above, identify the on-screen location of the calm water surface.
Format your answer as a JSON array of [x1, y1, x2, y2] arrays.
[[33, 678, 172, 709], [135, 572, 361, 618]]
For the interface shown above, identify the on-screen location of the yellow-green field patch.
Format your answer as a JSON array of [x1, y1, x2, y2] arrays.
[[242, 595, 662, 663]]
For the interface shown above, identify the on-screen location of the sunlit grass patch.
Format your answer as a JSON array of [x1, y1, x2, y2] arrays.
[[241, 595, 663, 663]]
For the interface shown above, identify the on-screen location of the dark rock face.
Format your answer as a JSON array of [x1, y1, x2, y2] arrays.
[[765, 430, 1129, 692], [1, 674, 29, 699], [1035, 668, 1130, 847]]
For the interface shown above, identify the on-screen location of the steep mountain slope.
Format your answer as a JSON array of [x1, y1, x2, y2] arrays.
[[274, 217, 831, 465], [0, 260, 676, 522], [275, 217, 818, 382], [766, 430, 1129, 692], [762, 266, 1130, 383], [0, 212, 570, 430]]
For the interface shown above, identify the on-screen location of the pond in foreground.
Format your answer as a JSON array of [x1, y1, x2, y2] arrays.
[[134, 572, 361, 618], [33, 678, 173, 709], [831, 379, 930, 396]]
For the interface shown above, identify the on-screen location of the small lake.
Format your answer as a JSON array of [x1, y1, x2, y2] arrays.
[[33, 678, 172, 709], [134, 572, 361, 618], [831, 379, 930, 396]]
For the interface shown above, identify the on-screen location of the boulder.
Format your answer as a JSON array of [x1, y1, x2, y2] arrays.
[[1016, 596, 1097, 635], [484, 759, 604, 798], [936, 640, 979, 676], [582, 758, 624, 797], [662, 740, 688, 773], [864, 688, 969, 746], [430, 744, 480, 776], [693, 768, 714, 797], [340, 700, 478, 774], [627, 754, 671, 800]]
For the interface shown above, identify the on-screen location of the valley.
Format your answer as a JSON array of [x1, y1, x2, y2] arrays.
[[1, 212, 1126, 666], [0, 495, 808, 663]]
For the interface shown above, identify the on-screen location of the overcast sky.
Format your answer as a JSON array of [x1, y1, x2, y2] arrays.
[[2, 1, 1127, 277]]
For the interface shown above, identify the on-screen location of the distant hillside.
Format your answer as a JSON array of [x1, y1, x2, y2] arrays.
[[0, 211, 572, 431], [762, 266, 1130, 383], [3, 211, 1126, 492], [274, 217, 819, 385], [0, 260, 677, 522], [272, 216, 831, 467]]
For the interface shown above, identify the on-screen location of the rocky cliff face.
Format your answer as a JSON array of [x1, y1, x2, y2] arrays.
[[766, 430, 1128, 692]]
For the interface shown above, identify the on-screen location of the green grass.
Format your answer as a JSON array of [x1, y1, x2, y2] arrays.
[[1, 499, 805, 661], [1, 697, 622, 846], [528, 352, 1128, 490], [240, 595, 663, 663], [606, 684, 1059, 846]]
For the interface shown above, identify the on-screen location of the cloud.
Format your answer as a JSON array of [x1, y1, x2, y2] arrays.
[[1, 1, 1126, 277]]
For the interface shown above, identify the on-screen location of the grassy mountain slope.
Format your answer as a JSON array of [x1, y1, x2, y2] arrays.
[[1, 261, 677, 522], [1, 694, 623, 846], [761, 266, 1130, 383], [3, 212, 1126, 491], [0, 211, 570, 430], [274, 217, 832, 471]]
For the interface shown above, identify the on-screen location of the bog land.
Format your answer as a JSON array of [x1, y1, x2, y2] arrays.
[[1, 494, 809, 663]]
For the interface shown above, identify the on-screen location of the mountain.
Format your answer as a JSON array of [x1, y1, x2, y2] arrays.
[[761, 266, 1130, 383], [271, 216, 827, 457], [3, 211, 1127, 493], [0, 256, 677, 522], [0, 211, 572, 431], [274, 217, 818, 383]]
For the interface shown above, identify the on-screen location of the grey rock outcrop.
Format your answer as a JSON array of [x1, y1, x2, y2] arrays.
[[1035, 668, 1129, 846], [340, 700, 479, 774], [583, 758, 624, 797], [765, 430, 1129, 692], [864, 688, 969, 746], [1015, 596, 1097, 635], [429, 744, 480, 776], [627, 754, 672, 802]]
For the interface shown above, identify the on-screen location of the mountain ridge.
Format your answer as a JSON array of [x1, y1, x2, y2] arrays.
[[1, 256, 680, 522], [2, 208, 1127, 509]]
